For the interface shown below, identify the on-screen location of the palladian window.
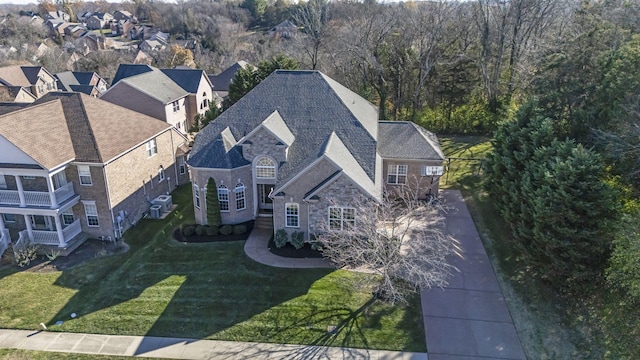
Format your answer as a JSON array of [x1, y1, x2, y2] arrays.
[[256, 157, 276, 179]]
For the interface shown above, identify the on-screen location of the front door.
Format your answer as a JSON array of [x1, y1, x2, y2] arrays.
[[31, 215, 54, 230], [258, 184, 273, 210]]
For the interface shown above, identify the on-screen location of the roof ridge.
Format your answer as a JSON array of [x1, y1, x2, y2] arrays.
[[72, 93, 102, 161]]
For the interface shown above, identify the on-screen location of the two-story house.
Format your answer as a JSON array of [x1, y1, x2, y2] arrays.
[[85, 12, 113, 30], [101, 65, 189, 134], [0, 65, 58, 99], [159, 68, 215, 131], [188, 70, 445, 240], [0, 92, 189, 256], [55, 71, 108, 97]]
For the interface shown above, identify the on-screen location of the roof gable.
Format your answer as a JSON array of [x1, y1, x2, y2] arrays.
[[239, 110, 294, 147], [0, 100, 75, 169]]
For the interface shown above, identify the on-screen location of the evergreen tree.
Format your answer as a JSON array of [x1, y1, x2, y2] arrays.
[[522, 141, 618, 286], [206, 177, 221, 227]]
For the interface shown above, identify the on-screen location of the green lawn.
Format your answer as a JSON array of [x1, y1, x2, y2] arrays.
[[0, 185, 424, 352], [438, 136, 492, 190]]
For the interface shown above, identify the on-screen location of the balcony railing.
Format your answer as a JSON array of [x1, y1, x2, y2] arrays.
[[0, 229, 9, 258], [0, 182, 75, 208], [31, 219, 81, 246]]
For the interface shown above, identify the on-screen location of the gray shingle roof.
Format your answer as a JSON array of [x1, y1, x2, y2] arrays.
[[111, 64, 153, 85], [114, 68, 189, 104], [189, 71, 379, 187], [161, 69, 210, 94], [377, 121, 444, 160], [208, 61, 249, 92]]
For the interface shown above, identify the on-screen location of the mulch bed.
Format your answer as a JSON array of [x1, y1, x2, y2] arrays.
[[0, 239, 128, 273], [267, 236, 324, 259], [173, 221, 254, 243]]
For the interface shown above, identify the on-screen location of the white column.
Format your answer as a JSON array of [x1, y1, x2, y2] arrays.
[[54, 215, 66, 247], [23, 214, 33, 241], [0, 214, 5, 231], [46, 174, 58, 208], [15, 176, 25, 207]]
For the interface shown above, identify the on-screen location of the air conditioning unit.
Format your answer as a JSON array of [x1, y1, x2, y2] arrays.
[[150, 204, 162, 219], [152, 195, 173, 212]]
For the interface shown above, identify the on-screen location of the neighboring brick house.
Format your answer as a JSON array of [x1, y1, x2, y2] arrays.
[[0, 65, 58, 99], [188, 70, 444, 240], [55, 71, 108, 97], [0, 92, 189, 256], [85, 12, 113, 30], [101, 65, 189, 134]]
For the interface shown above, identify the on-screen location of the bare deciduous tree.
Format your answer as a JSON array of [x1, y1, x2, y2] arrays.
[[315, 186, 455, 304]]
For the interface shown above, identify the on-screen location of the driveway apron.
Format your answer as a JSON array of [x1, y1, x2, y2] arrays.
[[422, 190, 526, 360]]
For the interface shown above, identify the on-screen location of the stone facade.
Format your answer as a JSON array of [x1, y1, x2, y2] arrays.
[[190, 165, 253, 225], [241, 127, 288, 164]]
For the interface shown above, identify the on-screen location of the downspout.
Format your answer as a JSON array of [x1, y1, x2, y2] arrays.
[[170, 129, 179, 188], [102, 165, 117, 239]]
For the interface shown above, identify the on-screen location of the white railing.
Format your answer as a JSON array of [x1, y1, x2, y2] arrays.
[[0, 182, 76, 208], [62, 219, 81, 242], [54, 182, 75, 204], [23, 191, 51, 207], [32, 230, 60, 245], [31, 219, 81, 246], [0, 229, 9, 258], [13, 230, 29, 258], [0, 190, 21, 206]]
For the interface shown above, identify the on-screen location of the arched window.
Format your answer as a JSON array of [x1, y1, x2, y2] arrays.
[[256, 157, 276, 179], [234, 183, 246, 210], [218, 185, 229, 212]]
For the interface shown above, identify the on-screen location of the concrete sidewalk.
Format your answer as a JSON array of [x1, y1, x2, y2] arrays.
[[422, 190, 526, 360], [0, 329, 426, 359]]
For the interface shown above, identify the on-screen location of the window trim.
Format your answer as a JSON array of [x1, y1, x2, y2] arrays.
[[218, 185, 229, 212], [78, 165, 92, 186], [179, 157, 186, 174], [158, 167, 165, 183], [421, 165, 444, 177], [146, 138, 157, 158], [62, 209, 74, 226], [285, 202, 300, 228], [2, 213, 17, 223], [255, 157, 276, 179], [82, 201, 99, 227], [387, 164, 408, 184], [234, 183, 246, 211], [194, 184, 200, 209], [328, 206, 356, 231], [172, 100, 180, 112]]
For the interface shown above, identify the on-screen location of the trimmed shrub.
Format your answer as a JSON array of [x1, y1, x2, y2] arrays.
[[195, 225, 207, 236], [274, 229, 288, 248], [220, 224, 233, 235], [290, 231, 305, 249], [233, 224, 247, 235], [206, 226, 219, 236], [182, 224, 196, 236]]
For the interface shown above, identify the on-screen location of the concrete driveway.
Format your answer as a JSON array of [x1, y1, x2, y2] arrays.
[[422, 190, 526, 360]]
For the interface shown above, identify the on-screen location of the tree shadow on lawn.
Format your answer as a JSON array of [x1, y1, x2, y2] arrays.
[[47, 223, 332, 343]]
